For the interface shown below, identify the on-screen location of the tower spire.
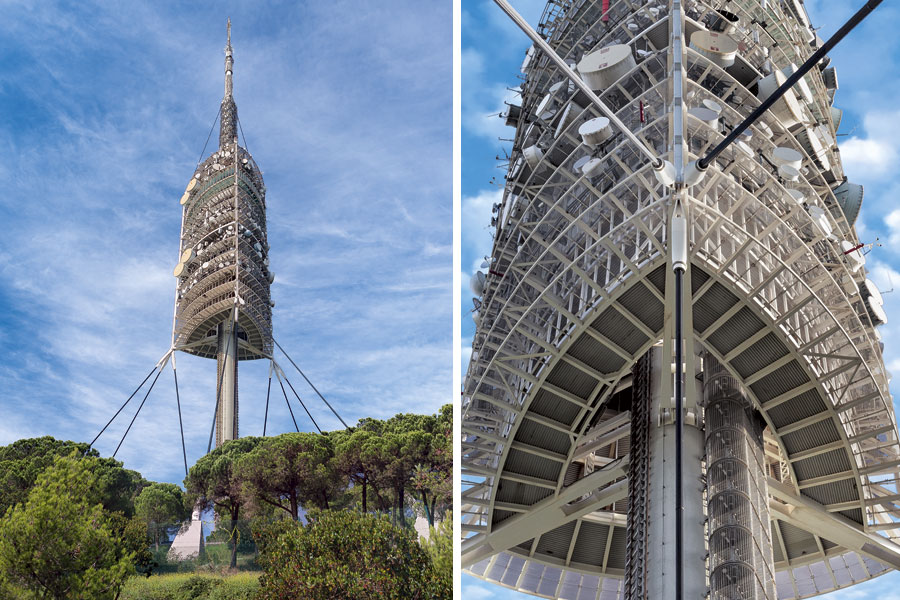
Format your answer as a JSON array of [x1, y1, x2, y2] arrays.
[[219, 17, 238, 148]]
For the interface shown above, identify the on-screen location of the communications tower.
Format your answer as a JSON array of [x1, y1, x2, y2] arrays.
[[172, 20, 272, 448], [462, 1, 900, 599]]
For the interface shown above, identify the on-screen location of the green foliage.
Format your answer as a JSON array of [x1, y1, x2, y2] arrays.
[[253, 509, 447, 599], [136, 482, 189, 550], [0, 436, 148, 517], [119, 572, 260, 600], [185, 438, 262, 569], [422, 513, 452, 595], [0, 454, 136, 599], [236, 432, 338, 519]]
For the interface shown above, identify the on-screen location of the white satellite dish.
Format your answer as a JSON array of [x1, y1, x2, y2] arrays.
[[771, 147, 803, 170], [864, 279, 884, 307], [778, 164, 800, 182], [840, 240, 866, 273], [470, 271, 487, 296], [689, 31, 738, 67], [688, 106, 719, 130], [808, 205, 832, 237], [523, 145, 544, 169], [578, 117, 613, 147], [702, 99, 723, 114], [577, 45, 636, 91], [870, 301, 888, 326], [582, 157, 605, 177]]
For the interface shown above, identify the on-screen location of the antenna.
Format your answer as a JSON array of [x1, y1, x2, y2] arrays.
[[462, 0, 900, 598]]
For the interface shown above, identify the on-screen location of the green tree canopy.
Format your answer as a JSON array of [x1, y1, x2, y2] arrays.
[[134, 482, 189, 550], [236, 432, 338, 520], [0, 436, 148, 518], [184, 437, 261, 568], [0, 454, 136, 599], [254, 509, 448, 599]]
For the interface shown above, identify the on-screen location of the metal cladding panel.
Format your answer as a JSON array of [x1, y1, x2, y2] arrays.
[[730, 333, 789, 378], [766, 389, 828, 429], [792, 448, 852, 480], [801, 478, 858, 506], [590, 307, 649, 355], [570, 521, 610, 567], [781, 418, 842, 455], [517, 418, 573, 455], [531, 388, 583, 425], [605, 527, 627, 571], [495, 479, 554, 507], [705, 307, 766, 356], [616, 283, 664, 332], [535, 521, 579, 559], [567, 333, 628, 375], [750, 361, 810, 403], [779, 521, 819, 561], [504, 447, 564, 483], [545, 361, 601, 399], [693, 282, 741, 333]]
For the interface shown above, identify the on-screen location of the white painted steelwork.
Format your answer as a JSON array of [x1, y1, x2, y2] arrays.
[[172, 22, 272, 447], [463, 0, 900, 598]]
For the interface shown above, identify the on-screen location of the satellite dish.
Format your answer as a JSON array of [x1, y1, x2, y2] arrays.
[[577, 45, 636, 91], [808, 205, 833, 237], [756, 70, 807, 128], [572, 155, 592, 173], [173, 263, 186, 277], [833, 180, 864, 226], [771, 147, 803, 170], [870, 301, 888, 326], [523, 145, 544, 169], [689, 31, 738, 67], [778, 164, 800, 182], [709, 9, 740, 34], [470, 271, 487, 296], [840, 240, 865, 273], [535, 93, 555, 119], [864, 279, 884, 307], [785, 189, 805, 206], [578, 117, 613, 147], [688, 106, 719, 130], [780, 63, 814, 104], [480, 260, 490, 269], [831, 106, 843, 130], [180, 248, 196, 263], [555, 102, 583, 139], [582, 157, 605, 177], [797, 127, 830, 170], [702, 99, 723, 114]]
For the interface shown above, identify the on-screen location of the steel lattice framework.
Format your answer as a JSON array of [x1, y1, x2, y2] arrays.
[[461, 0, 900, 598], [172, 23, 272, 447]]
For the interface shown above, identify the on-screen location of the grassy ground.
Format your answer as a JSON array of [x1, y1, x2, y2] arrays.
[[149, 543, 260, 574], [120, 572, 260, 600]]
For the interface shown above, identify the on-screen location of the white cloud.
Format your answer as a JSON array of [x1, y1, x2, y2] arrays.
[[839, 110, 900, 180]]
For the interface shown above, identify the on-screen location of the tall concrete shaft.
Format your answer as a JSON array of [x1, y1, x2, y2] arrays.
[[215, 318, 239, 446]]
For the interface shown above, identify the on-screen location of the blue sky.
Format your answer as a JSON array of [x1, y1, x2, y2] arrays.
[[0, 1, 451, 487], [461, 0, 900, 598]]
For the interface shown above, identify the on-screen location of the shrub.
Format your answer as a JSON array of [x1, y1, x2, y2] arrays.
[[254, 509, 448, 599]]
